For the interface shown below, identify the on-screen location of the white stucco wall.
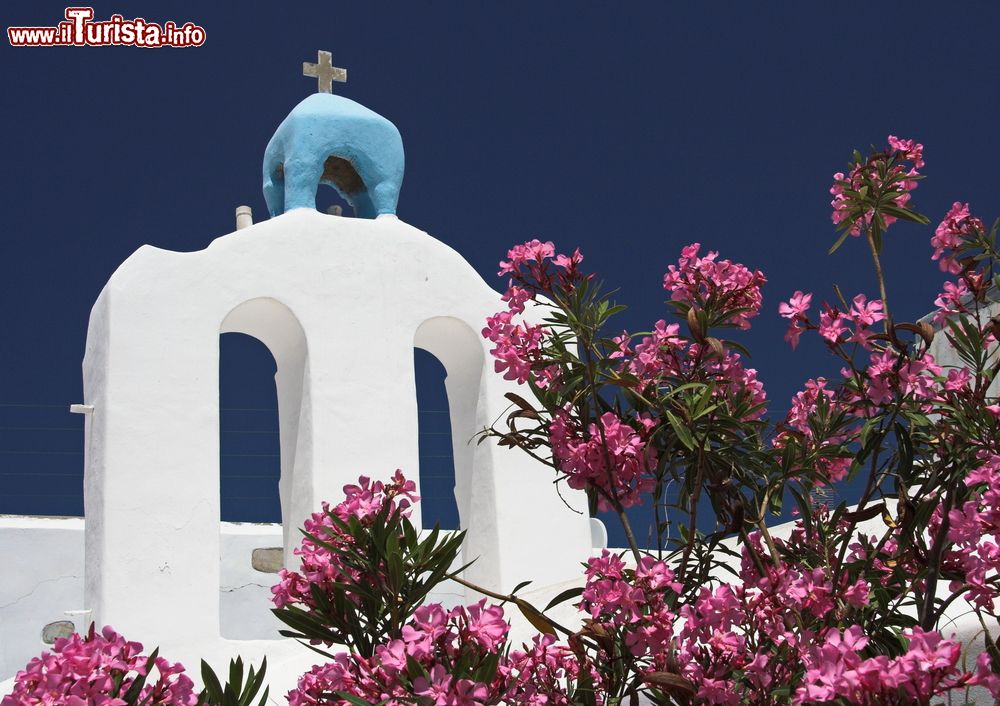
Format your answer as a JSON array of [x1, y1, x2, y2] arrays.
[[0, 516, 83, 682], [0, 517, 465, 689], [1, 518, 271, 681]]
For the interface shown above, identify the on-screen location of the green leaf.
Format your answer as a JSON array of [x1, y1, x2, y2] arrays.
[[894, 422, 913, 480], [200, 660, 224, 702], [881, 204, 930, 224], [510, 580, 533, 595], [336, 691, 381, 706], [544, 586, 584, 612], [829, 229, 852, 255], [240, 658, 268, 706], [665, 411, 695, 451], [121, 650, 155, 704]]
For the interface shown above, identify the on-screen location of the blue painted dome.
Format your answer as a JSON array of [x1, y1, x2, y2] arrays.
[[263, 94, 404, 218]]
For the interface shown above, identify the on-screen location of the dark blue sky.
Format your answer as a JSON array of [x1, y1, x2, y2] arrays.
[[2, 3, 999, 530]]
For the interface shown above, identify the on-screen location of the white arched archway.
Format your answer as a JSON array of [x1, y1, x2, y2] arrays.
[[414, 317, 484, 533], [221, 298, 311, 561]]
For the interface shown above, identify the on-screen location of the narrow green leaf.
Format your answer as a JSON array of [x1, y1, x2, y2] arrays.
[[665, 412, 695, 450], [544, 586, 584, 612], [201, 660, 224, 701], [828, 229, 852, 255]]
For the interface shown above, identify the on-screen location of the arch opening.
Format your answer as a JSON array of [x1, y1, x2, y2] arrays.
[[218, 297, 310, 641], [315, 157, 356, 218], [414, 349, 459, 530], [218, 333, 280, 523], [414, 317, 485, 535], [317, 155, 373, 218]]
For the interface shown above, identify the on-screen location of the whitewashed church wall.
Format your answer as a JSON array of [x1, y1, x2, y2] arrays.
[[0, 518, 466, 682], [0, 517, 83, 682]]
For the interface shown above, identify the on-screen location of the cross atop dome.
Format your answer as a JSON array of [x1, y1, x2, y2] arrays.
[[302, 50, 347, 94]]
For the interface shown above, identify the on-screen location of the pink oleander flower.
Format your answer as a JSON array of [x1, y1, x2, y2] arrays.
[[271, 470, 418, 613], [858, 347, 942, 411], [582, 551, 683, 661], [626, 319, 683, 379], [830, 135, 924, 237], [888, 135, 925, 168], [944, 367, 970, 392], [794, 625, 980, 705], [497, 239, 590, 296], [482, 310, 546, 385], [942, 455, 1000, 612], [779, 291, 812, 320], [663, 243, 767, 329], [931, 201, 984, 274], [553, 247, 584, 271], [485, 240, 592, 389], [784, 318, 806, 350], [663, 243, 767, 330], [498, 239, 555, 277], [500, 634, 592, 706], [932, 278, 970, 326], [774, 377, 854, 483], [842, 578, 871, 608], [1, 625, 197, 706], [288, 601, 513, 706], [622, 328, 767, 421], [779, 291, 813, 350], [818, 306, 848, 344], [500, 285, 531, 314], [549, 411, 657, 511], [459, 600, 509, 652], [848, 294, 884, 328]]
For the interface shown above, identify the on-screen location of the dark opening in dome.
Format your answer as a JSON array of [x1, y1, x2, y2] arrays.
[[321, 155, 365, 195]]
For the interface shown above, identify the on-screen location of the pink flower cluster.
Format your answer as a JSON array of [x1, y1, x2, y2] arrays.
[[482, 310, 546, 385], [778, 291, 885, 351], [581, 551, 681, 657], [483, 239, 588, 387], [288, 600, 583, 706], [931, 201, 984, 274], [289, 602, 503, 706], [794, 625, 995, 704], [615, 327, 767, 421], [499, 634, 588, 706], [549, 411, 657, 511], [498, 239, 585, 290], [928, 202, 991, 327], [940, 455, 1000, 613], [778, 290, 812, 349], [830, 135, 923, 236], [857, 348, 941, 408], [578, 541, 910, 705], [663, 243, 766, 330], [773, 377, 853, 483], [1, 626, 197, 706], [271, 470, 418, 612], [932, 277, 972, 326]]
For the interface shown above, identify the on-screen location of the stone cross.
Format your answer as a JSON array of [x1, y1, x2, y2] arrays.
[[303, 50, 347, 94]]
